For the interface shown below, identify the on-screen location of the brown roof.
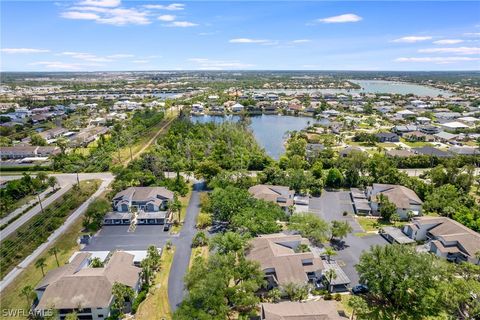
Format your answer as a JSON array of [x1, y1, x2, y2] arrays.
[[246, 234, 323, 285], [248, 185, 294, 207], [261, 301, 343, 320], [36, 251, 141, 310], [371, 184, 422, 208]]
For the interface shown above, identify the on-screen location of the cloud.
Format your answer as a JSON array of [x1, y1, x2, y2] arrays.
[[391, 36, 432, 43], [433, 39, 464, 45], [395, 56, 479, 64], [1, 48, 50, 54], [165, 21, 198, 27], [78, 0, 120, 7], [229, 38, 277, 45], [132, 59, 149, 64], [292, 39, 311, 44], [418, 47, 480, 55], [464, 32, 480, 37], [106, 53, 134, 58], [62, 3, 151, 25], [61, 11, 100, 20], [143, 3, 185, 10], [30, 61, 105, 70], [316, 13, 362, 24], [158, 14, 176, 21], [60, 51, 112, 62], [188, 58, 254, 70]]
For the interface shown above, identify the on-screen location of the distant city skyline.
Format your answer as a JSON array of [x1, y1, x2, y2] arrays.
[[1, 1, 479, 71]]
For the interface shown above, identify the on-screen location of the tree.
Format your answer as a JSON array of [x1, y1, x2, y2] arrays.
[[378, 194, 396, 222], [354, 244, 451, 319], [323, 246, 337, 263], [47, 176, 58, 191], [19, 285, 34, 307], [206, 186, 253, 223], [35, 257, 47, 277], [111, 282, 134, 315], [282, 283, 310, 301], [170, 192, 182, 222], [56, 136, 69, 154], [266, 288, 281, 303], [324, 269, 337, 293], [330, 220, 353, 241], [30, 133, 47, 146], [90, 257, 104, 268], [192, 231, 209, 247], [64, 312, 78, 320], [48, 246, 60, 267], [325, 168, 343, 188], [82, 198, 110, 231], [390, 213, 401, 225], [195, 159, 222, 181], [209, 232, 249, 255], [288, 213, 330, 245]]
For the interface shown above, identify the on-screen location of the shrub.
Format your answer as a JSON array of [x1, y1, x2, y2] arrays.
[[192, 231, 208, 248], [131, 290, 147, 314], [334, 293, 342, 301], [196, 212, 212, 229], [324, 292, 332, 300]]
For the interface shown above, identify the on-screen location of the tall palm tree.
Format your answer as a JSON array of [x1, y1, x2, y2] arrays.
[[324, 269, 337, 293], [49, 247, 60, 267], [19, 285, 33, 307], [35, 257, 47, 277], [324, 246, 337, 263]]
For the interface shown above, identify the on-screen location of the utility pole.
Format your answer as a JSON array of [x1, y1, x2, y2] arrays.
[[37, 193, 45, 214]]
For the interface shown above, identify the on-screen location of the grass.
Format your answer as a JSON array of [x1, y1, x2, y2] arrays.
[[0, 215, 87, 318], [189, 246, 209, 270], [400, 138, 433, 148], [0, 180, 100, 278], [338, 294, 353, 318], [356, 216, 405, 232], [171, 183, 193, 234], [136, 246, 176, 320]]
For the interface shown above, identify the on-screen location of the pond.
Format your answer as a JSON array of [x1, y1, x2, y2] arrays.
[[191, 114, 329, 160]]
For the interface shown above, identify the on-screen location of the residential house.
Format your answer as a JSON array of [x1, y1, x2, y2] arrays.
[[104, 186, 174, 225], [449, 147, 480, 156], [393, 125, 418, 136], [434, 131, 459, 144], [248, 184, 294, 212], [231, 103, 245, 113], [403, 216, 480, 264], [260, 301, 343, 320], [440, 121, 470, 131], [246, 234, 324, 288], [0, 146, 60, 159], [375, 132, 400, 143], [35, 251, 142, 320], [338, 146, 363, 158], [385, 149, 416, 158], [413, 146, 452, 158], [396, 109, 416, 118], [420, 125, 440, 135], [367, 183, 423, 219]]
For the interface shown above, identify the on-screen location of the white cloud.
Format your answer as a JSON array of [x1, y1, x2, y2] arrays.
[[106, 53, 134, 58], [61, 11, 100, 20], [464, 32, 480, 37], [418, 47, 480, 55], [165, 21, 198, 27], [395, 56, 479, 64], [392, 36, 432, 43], [292, 39, 311, 44], [60, 51, 112, 62], [158, 14, 176, 22], [316, 13, 362, 24], [132, 59, 149, 64], [30, 61, 104, 70], [1, 48, 50, 54], [433, 39, 464, 45], [143, 3, 185, 10], [188, 58, 254, 70], [78, 0, 120, 7], [229, 38, 276, 45]]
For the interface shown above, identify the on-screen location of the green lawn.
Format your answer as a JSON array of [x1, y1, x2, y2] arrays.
[[356, 216, 405, 232], [400, 138, 433, 148]]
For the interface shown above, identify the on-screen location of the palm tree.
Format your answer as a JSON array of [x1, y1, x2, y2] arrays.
[[47, 176, 58, 191], [35, 257, 47, 277], [475, 250, 480, 265], [19, 285, 33, 307], [324, 269, 337, 293], [48, 247, 60, 267], [170, 192, 182, 223], [324, 246, 337, 263]]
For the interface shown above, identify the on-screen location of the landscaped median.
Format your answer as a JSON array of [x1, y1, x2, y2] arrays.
[[0, 180, 101, 279]]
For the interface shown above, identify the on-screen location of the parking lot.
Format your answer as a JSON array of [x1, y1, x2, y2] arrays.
[[309, 190, 388, 286], [82, 225, 175, 251]]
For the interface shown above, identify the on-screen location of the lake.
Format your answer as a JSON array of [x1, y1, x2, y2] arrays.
[[253, 79, 452, 97], [191, 115, 329, 160]]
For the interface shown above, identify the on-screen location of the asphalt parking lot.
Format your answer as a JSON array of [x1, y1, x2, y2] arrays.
[[82, 225, 175, 251], [309, 190, 388, 286]]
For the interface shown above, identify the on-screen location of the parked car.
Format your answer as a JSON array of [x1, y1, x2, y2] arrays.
[[163, 223, 171, 231], [352, 284, 369, 295]]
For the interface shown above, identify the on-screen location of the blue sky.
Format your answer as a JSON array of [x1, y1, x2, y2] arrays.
[[1, 1, 479, 71]]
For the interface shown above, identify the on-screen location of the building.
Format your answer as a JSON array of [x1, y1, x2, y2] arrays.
[[246, 234, 324, 288], [35, 251, 142, 320], [0, 146, 60, 159], [248, 184, 294, 212], [260, 301, 344, 320], [403, 217, 480, 264], [104, 186, 174, 225], [375, 132, 400, 142], [366, 184, 423, 219], [413, 146, 452, 158], [231, 103, 245, 113], [338, 146, 363, 158], [385, 149, 416, 158]]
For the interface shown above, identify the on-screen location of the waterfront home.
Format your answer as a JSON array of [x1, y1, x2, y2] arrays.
[[231, 103, 245, 113], [104, 186, 174, 225], [246, 234, 324, 288], [403, 216, 480, 264], [248, 184, 294, 212], [35, 251, 142, 320], [260, 301, 343, 320]]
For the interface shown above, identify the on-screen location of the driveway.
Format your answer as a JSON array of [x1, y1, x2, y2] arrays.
[[309, 190, 388, 286], [168, 181, 205, 311]]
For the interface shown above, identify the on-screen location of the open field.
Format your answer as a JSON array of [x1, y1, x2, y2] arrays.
[[136, 247, 176, 320], [0, 180, 100, 278]]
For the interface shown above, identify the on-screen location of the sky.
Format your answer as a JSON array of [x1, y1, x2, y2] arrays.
[[1, 0, 480, 71]]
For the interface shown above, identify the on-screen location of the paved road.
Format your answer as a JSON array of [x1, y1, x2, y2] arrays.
[[0, 173, 113, 241], [168, 181, 205, 311], [0, 175, 114, 292]]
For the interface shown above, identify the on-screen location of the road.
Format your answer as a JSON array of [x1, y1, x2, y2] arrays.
[[0, 174, 114, 292], [168, 181, 205, 311], [0, 173, 114, 241]]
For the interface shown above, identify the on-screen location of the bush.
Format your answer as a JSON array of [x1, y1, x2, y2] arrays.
[[324, 292, 332, 300], [196, 212, 212, 229], [131, 290, 147, 314], [192, 231, 208, 247], [334, 293, 342, 301]]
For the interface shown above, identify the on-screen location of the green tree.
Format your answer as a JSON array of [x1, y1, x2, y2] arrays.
[[170, 192, 183, 222], [30, 133, 47, 146], [48, 246, 60, 267], [111, 282, 135, 315], [35, 257, 47, 277], [64, 312, 78, 320], [19, 285, 34, 307], [378, 194, 396, 222], [282, 283, 309, 301], [192, 231, 209, 247], [330, 220, 353, 241], [323, 246, 337, 263], [324, 269, 337, 293], [288, 213, 330, 245], [209, 232, 249, 255], [90, 257, 104, 268], [47, 176, 58, 191], [325, 168, 343, 188]]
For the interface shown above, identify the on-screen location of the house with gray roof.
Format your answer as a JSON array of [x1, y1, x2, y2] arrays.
[[260, 300, 344, 320], [367, 184, 423, 219], [248, 184, 294, 212]]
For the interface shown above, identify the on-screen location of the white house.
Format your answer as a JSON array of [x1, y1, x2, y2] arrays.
[[231, 103, 245, 113], [367, 184, 423, 219]]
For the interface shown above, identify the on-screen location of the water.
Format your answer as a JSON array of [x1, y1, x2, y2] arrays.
[[191, 114, 329, 159], [252, 80, 452, 97]]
